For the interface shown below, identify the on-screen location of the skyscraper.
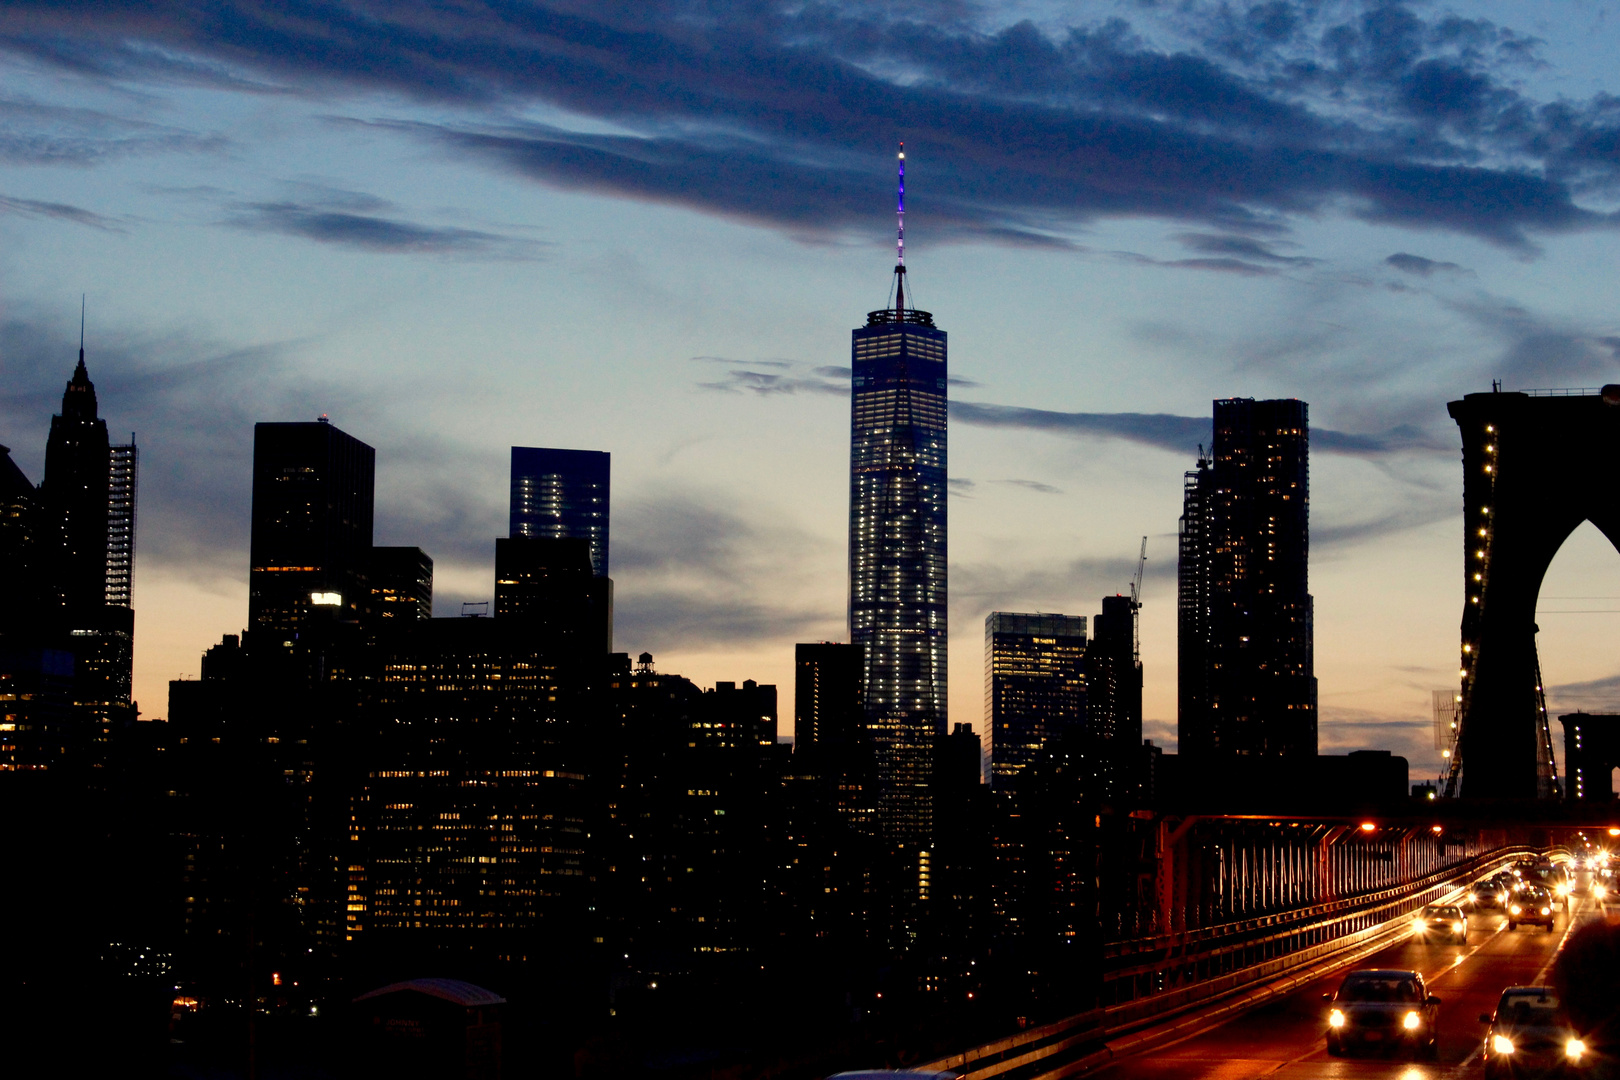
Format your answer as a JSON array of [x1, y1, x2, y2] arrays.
[[1178, 398, 1316, 759], [248, 419, 376, 642], [1086, 594, 1142, 799], [510, 447, 610, 578], [984, 612, 1087, 793], [493, 536, 610, 652], [848, 145, 947, 845], [42, 355, 111, 613], [365, 545, 433, 623]]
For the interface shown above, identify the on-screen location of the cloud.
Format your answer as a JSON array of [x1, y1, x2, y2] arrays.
[[947, 477, 975, 496], [697, 368, 849, 397], [951, 400, 1444, 458], [1112, 250, 1284, 276], [3, 4, 1619, 247], [998, 478, 1064, 495], [1174, 232, 1316, 265], [0, 93, 226, 166], [0, 192, 121, 230], [1386, 252, 1469, 277], [691, 355, 794, 370], [611, 490, 837, 651], [225, 198, 545, 259]]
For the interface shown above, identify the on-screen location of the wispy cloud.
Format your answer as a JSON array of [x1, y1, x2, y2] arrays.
[[1386, 252, 1469, 277], [0, 192, 121, 230], [225, 194, 545, 259]]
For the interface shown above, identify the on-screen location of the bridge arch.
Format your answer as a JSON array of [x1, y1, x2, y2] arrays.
[[1447, 388, 1620, 797]]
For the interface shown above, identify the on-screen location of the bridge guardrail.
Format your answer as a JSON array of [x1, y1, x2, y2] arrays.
[[919, 845, 1537, 1080]]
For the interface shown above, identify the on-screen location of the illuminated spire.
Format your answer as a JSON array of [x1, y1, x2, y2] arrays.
[[895, 143, 906, 316]]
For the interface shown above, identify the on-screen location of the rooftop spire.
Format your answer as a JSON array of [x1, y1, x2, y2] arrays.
[[895, 143, 906, 316], [78, 293, 85, 370]]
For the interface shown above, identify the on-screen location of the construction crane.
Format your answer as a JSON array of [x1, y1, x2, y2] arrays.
[[1129, 536, 1147, 663]]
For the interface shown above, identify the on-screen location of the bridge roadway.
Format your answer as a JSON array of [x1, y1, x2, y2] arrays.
[[1084, 892, 1607, 1080]]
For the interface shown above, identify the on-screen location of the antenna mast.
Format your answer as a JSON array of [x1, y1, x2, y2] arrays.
[[1130, 536, 1147, 662], [895, 143, 905, 316], [79, 293, 85, 363]]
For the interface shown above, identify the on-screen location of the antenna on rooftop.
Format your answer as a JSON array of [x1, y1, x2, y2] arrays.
[[895, 143, 906, 317]]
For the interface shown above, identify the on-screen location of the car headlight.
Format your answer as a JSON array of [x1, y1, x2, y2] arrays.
[[1541, 907, 1551, 916], [1566, 1039, 1586, 1061], [1469, 892, 1479, 903], [1454, 921, 1464, 931], [1511, 904, 1522, 915], [1414, 918, 1426, 928], [1329, 1009, 1345, 1029], [1404, 1012, 1422, 1031], [1557, 883, 1571, 896], [1493, 1035, 1516, 1055]]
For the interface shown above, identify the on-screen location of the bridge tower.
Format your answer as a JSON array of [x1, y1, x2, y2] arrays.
[[1447, 386, 1620, 798]]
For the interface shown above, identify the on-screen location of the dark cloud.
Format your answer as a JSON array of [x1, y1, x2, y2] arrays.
[[1112, 250, 1284, 276], [998, 478, 1063, 495], [0, 192, 121, 230], [1386, 252, 1468, 276], [1173, 232, 1315, 264], [947, 477, 975, 496], [2, 3, 1618, 247], [1314, 504, 1456, 549], [691, 355, 793, 370], [225, 199, 545, 259], [947, 374, 983, 388], [697, 368, 849, 396], [951, 400, 1444, 458]]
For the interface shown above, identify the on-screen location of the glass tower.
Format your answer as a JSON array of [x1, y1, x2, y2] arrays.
[[848, 221, 948, 844], [510, 447, 610, 578], [985, 612, 1087, 793]]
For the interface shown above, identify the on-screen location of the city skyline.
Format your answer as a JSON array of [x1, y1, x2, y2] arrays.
[[9, 3, 1620, 785]]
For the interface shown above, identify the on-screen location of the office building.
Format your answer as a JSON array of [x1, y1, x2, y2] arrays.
[[366, 545, 433, 623], [1087, 595, 1142, 799], [510, 447, 610, 578], [1178, 398, 1316, 759], [984, 612, 1087, 792], [41, 355, 111, 613], [794, 642, 866, 751], [248, 419, 376, 641], [849, 147, 948, 845], [0, 445, 40, 628], [493, 536, 610, 651]]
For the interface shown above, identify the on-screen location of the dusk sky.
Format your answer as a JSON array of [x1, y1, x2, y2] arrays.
[[5, 0, 1620, 782]]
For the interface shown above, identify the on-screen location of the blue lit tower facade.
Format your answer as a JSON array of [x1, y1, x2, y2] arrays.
[[510, 447, 610, 578], [849, 145, 948, 846]]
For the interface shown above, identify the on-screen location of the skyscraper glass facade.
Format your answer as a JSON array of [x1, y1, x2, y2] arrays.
[[985, 612, 1087, 792], [849, 307, 947, 844], [509, 447, 610, 578]]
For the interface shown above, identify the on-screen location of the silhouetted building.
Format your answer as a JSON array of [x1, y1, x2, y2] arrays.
[[35, 353, 137, 734], [1560, 713, 1620, 802], [1179, 398, 1316, 760], [42, 355, 110, 613], [593, 656, 781, 966], [985, 612, 1087, 794], [1087, 595, 1142, 801], [510, 446, 610, 578], [248, 418, 376, 642], [366, 545, 433, 623], [0, 445, 41, 628], [494, 536, 610, 651], [849, 150, 948, 845]]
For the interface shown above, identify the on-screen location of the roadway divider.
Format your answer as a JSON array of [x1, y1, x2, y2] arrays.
[[917, 845, 1535, 1080]]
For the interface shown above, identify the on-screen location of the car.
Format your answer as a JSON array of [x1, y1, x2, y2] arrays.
[[1480, 986, 1589, 1080], [1473, 877, 1512, 909], [1324, 969, 1442, 1058], [1508, 884, 1557, 931], [1413, 904, 1468, 944]]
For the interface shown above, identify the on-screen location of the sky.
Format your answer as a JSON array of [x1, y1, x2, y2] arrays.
[[4, 0, 1620, 784]]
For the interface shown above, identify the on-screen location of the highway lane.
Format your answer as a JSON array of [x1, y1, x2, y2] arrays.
[[1085, 892, 1608, 1080]]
